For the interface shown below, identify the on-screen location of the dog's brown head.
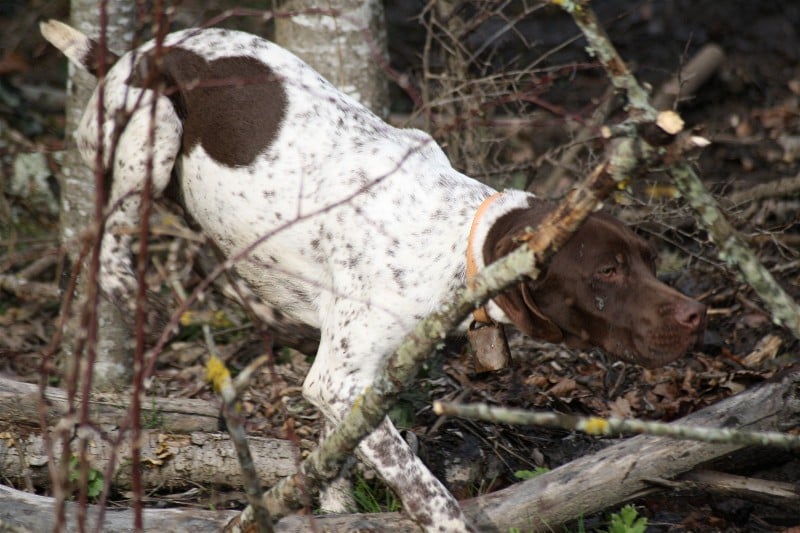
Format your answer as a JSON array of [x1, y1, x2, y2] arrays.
[[484, 200, 706, 368]]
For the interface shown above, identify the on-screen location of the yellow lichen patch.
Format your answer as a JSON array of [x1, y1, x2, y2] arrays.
[[180, 310, 235, 328], [179, 311, 196, 326], [583, 417, 609, 435], [205, 354, 230, 393]]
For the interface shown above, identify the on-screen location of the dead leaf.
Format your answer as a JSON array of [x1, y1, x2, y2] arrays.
[[742, 334, 782, 368], [609, 396, 632, 418], [652, 382, 679, 401], [548, 377, 577, 398], [656, 110, 684, 135], [524, 375, 550, 388], [721, 377, 746, 395]]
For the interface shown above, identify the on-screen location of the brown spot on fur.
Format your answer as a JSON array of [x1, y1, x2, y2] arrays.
[[131, 47, 287, 167]]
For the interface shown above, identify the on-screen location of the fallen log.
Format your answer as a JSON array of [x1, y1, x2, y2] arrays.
[[463, 367, 800, 531], [0, 485, 238, 533], [0, 376, 299, 492], [0, 377, 220, 433], [666, 469, 800, 509], [1, 369, 797, 531], [0, 430, 299, 492]]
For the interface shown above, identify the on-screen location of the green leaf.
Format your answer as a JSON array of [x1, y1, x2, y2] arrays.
[[513, 467, 550, 480], [606, 505, 647, 533]]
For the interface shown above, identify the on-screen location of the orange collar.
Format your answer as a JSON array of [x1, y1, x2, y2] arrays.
[[466, 192, 503, 324]]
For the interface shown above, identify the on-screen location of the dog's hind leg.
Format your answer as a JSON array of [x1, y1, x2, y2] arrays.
[[83, 93, 182, 307]]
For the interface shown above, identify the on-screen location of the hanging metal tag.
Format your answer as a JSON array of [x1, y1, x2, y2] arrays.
[[467, 320, 511, 373]]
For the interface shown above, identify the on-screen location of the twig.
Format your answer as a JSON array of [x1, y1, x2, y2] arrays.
[[670, 161, 800, 337], [531, 85, 616, 194], [727, 172, 800, 206], [204, 326, 273, 533], [432, 401, 800, 449], [17, 255, 58, 280], [652, 43, 725, 110], [553, 0, 655, 120], [535, 40, 725, 195], [0, 275, 59, 302]]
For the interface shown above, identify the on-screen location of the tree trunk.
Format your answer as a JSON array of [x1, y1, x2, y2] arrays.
[[274, 0, 389, 117], [60, 0, 135, 392]]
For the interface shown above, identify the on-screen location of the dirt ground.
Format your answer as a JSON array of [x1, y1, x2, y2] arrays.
[[1, 1, 799, 531]]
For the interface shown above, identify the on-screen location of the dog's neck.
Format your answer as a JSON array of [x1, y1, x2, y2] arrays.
[[466, 189, 537, 324]]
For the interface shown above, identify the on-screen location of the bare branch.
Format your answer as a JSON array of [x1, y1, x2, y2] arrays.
[[433, 401, 800, 449], [204, 327, 273, 533]]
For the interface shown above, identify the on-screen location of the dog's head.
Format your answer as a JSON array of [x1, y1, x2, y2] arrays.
[[484, 200, 706, 368]]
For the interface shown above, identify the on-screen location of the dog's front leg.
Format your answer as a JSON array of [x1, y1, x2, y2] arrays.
[[358, 418, 473, 532], [317, 420, 358, 514], [303, 299, 473, 532]]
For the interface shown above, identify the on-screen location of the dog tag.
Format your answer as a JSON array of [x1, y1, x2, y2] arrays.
[[467, 321, 510, 373]]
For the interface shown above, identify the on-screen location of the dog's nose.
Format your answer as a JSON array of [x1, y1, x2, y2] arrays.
[[675, 300, 706, 331]]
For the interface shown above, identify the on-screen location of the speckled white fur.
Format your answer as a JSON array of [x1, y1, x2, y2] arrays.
[[44, 23, 523, 532]]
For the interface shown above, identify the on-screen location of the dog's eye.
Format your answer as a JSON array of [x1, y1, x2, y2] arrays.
[[598, 264, 617, 278]]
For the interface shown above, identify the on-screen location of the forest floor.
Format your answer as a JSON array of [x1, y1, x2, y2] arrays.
[[1, 1, 799, 531]]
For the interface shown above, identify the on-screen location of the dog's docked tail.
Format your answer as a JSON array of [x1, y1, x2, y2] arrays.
[[40, 19, 119, 77]]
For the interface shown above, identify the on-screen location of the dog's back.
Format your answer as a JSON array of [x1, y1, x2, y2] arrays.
[[41, 22, 491, 329]]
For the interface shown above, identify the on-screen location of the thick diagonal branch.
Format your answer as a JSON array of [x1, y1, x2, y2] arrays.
[[229, 139, 641, 531]]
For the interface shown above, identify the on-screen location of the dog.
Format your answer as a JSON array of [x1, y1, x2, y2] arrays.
[[41, 20, 706, 531]]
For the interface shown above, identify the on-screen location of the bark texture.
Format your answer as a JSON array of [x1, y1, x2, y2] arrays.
[[0, 429, 298, 493], [61, 0, 136, 391], [0, 377, 220, 433], [274, 0, 389, 117]]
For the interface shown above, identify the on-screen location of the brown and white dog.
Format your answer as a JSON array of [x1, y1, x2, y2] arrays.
[[42, 20, 705, 531]]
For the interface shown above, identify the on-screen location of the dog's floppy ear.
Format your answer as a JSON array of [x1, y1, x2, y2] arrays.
[[483, 233, 565, 341], [493, 280, 564, 343], [482, 199, 564, 343]]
